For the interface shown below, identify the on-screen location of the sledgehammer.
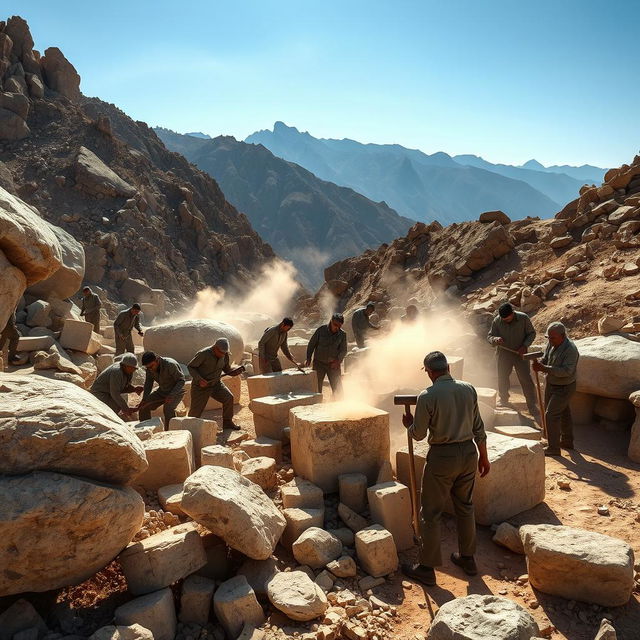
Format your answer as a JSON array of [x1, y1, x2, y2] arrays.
[[394, 394, 420, 538]]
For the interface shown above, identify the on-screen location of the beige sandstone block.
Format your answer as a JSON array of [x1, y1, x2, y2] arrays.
[[114, 588, 176, 640], [493, 407, 524, 426], [292, 527, 343, 569], [240, 436, 282, 463], [250, 392, 323, 439], [281, 477, 324, 510], [135, 431, 194, 491], [168, 416, 217, 467], [201, 444, 235, 469], [355, 525, 398, 578], [179, 574, 216, 625], [367, 481, 414, 552], [213, 576, 265, 639], [475, 387, 497, 408], [241, 456, 277, 490], [157, 483, 184, 515], [16, 335, 55, 352], [493, 425, 541, 441], [338, 473, 368, 514], [247, 370, 317, 400], [282, 508, 325, 548]]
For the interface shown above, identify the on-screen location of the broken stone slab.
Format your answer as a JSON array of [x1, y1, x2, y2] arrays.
[[326, 555, 357, 578], [250, 392, 323, 439], [97, 353, 114, 372], [118, 523, 207, 595], [290, 402, 390, 492], [237, 557, 280, 599], [134, 417, 164, 434], [594, 618, 617, 640], [282, 508, 325, 548], [241, 456, 277, 490], [16, 335, 54, 352], [213, 575, 265, 640], [201, 444, 235, 469], [493, 425, 542, 441], [168, 416, 217, 467], [181, 465, 286, 560], [292, 527, 343, 569], [179, 574, 216, 626], [355, 524, 398, 578], [339, 473, 368, 514], [281, 477, 324, 510], [426, 594, 539, 640], [267, 570, 328, 621], [520, 524, 635, 607], [247, 370, 318, 400], [492, 522, 525, 554], [114, 588, 176, 640], [59, 318, 100, 353], [157, 484, 184, 515], [134, 430, 194, 492], [240, 436, 282, 463], [0, 599, 48, 640], [493, 407, 524, 426], [367, 481, 414, 552]]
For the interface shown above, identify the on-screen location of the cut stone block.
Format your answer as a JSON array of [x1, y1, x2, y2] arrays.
[[355, 525, 398, 578], [114, 588, 176, 640], [201, 444, 234, 469], [250, 392, 323, 439], [118, 523, 207, 595], [134, 431, 194, 491], [134, 417, 164, 434], [213, 575, 265, 639], [494, 407, 524, 426], [247, 370, 318, 400], [475, 387, 497, 409], [96, 353, 114, 373], [367, 481, 414, 552], [290, 402, 390, 492], [292, 527, 343, 569], [493, 425, 542, 441], [287, 337, 309, 363], [338, 473, 368, 514], [241, 456, 277, 490], [179, 574, 215, 625], [157, 484, 184, 515], [282, 508, 325, 548], [396, 432, 544, 525], [60, 318, 94, 352], [281, 478, 324, 510], [168, 416, 217, 467], [240, 436, 282, 463], [16, 335, 54, 352], [445, 355, 463, 380], [520, 524, 635, 607]]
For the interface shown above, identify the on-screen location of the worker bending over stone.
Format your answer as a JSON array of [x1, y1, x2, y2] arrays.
[[258, 317, 300, 373], [532, 321, 580, 456], [305, 312, 347, 397], [402, 351, 490, 587], [80, 286, 102, 333], [351, 302, 379, 348], [138, 350, 185, 424], [90, 353, 142, 418], [1, 308, 20, 366], [187, 337, 244, 429], [114, 303, 144, 355], [487, 302, 540, 421]]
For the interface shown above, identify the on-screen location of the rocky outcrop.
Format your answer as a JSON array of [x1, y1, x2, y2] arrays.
[[40, 46, 81, 102], [75, 146, 136, 198]]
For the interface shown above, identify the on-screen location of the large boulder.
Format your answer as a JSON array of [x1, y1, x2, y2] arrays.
[[181, 466, 286, 560], [41, 46, 81, 102], [520, 524, 635, 607], [575, 335, 640, 399], [0, 374, 148, 485], [144, 319, 244, 365], [267, 571, 328, 621], [74, 146, 136, 198], [0, 471, 144, 596], [0, 248, 26, 328]]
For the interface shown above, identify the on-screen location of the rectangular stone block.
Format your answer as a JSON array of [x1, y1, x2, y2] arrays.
[[102, 325, 115, 339], [339, 473, 367, 514], [290, 402, 390, 493], [158, 483, 184, 515], [250, 392, 323, 439], [281, 477, 324, 510], [396, 432, 545, 525], [59, 318, 94, 352], [367, 481, 414, 552], [135, 430, 194, 491], [16, 335, 54, 352], [213, 576, 265, 639], [287, 337, 309, 363], [247, 370, 317, 400], [182, 375, 241, 410], [493, 425, 541, 441], [180, 574, 216, 625], [114, 587, 176, 640], [494, 407, 524, 426], [96, 353, 114, 372], [201, 444, 235, 469], [168, 416, 217, 467], [135, 417, 164, 433], [282, 507, 325, 548], [355, 524, 398, 578], [476, 387, 497, 409], [240, 436, 282, 463]]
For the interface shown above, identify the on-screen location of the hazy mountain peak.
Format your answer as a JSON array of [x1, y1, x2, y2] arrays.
[[186, 131, 212, 139], [522, 159, 545, 170]]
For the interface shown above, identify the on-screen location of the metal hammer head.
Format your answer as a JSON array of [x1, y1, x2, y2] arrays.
[[394, 394, 418, 406], [523, 351, 543, 360]]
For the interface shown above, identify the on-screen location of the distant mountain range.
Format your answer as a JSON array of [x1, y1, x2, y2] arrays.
[[245, 122, 607, 224], [155, 128, 413, 288]]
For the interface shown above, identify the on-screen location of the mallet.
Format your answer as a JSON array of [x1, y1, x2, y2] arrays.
[[394, 394, 419, 538]]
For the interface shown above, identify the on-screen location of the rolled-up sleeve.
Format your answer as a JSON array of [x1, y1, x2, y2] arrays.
[[410, 393, 431, 441], [109, 369, 129, 412], [487, 316, 500, 346], [471, 390, 487, 444]]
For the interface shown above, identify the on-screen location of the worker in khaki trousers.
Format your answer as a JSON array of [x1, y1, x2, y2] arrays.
[[401, 351, 491, 587]]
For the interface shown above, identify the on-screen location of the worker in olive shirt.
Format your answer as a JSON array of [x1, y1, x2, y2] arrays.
[[138, 351, 186, 424], [0, 308, 21, 365], [532, 322, 580, 457], [487, 302, 539, 421], [305, 313, 347, 397], [187, 338, 244, 429], [258, 317, 300, 373], [80, 286, 102, 333], [351, 302, 379, 348], [114, 304, 144, 355], [90, 353, 142, 418], [402, 351, 490, 587]]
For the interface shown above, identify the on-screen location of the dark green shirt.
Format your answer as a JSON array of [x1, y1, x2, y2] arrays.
[[258, 325, 292, 361], [188, 347, 232, 385], [307, 323, 347, 365], [90, 363, 133, 411], [541, 337, 579, 385], [114, 309, 142, 338], [488, 311, 536, 351], [81, 291, 101, 315], [143, 356, 185, 398], [351, 308, 374, 338]]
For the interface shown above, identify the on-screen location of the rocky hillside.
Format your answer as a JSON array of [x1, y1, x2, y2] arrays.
[[300, 155, 640, 338], [155, 128, 414, 289], [0, 16, 274, 314]]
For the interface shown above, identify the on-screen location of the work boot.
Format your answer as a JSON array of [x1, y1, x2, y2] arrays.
[[451, 552, 478, 576], [401, 563, 436, 586], [497, 398, 511, 408], [223, 420, 241, 431], [544, 447, 561, 457]]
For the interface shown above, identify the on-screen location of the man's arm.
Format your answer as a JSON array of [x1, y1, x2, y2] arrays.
[[523, 315, 536, 348], [109, 369, 130, 412], [280, 332, 294, 361], [306, 328, 319, 363], [337, 332, 347, 363], [187, 351, 205, 384], [487, 316, 502, 345], [142, 369, 154, 400], [133, 314, 143, 333], [257, 327, 271, 361], [167, 362, 186, 397], [222, 353, 232, 375]]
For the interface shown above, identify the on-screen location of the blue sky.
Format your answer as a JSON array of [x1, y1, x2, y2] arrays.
[[5, 0, 639, 167]]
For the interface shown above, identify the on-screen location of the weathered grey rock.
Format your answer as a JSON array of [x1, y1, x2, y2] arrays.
[[0, 471, 144, 596], [426, 594, 539, 639], [179, 574, 216, 626], [520, 524, 635, 606], [292, 527, 343, 569], [114, 588, 176, 640], [75, 146, 135, 198], [0, 374, 148, 485], [25, 299, 51, 327], [0, 107, 29, 140], [214, 576, 264, 639], [181, 465, 286, 560], [267, 571, 328, 621]]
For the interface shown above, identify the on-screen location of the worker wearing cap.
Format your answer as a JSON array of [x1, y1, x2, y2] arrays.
[[80, 287, 102, 333], [90, 353, 142, 418], [187, 338, 244, 428], [258, 317, 300, 373], [1, 308, 21, 366], [487, 302, 539, 421], [138, 351, 186, 424], [532, 322, 580, 456], [114, 304, 144, 355], [351, 302, 379, 348], [401, 351, 490, 587], [305, 313, 347, 397]]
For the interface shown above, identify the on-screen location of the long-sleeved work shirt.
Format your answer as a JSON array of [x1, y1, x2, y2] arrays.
[[188, 347, 232, 386], [410, 374, 487, 446], [351, 308, 375, 339], [306, 324, 347, 365], [487, 311, 536, 351], [541, 337, 579, 385], [81, 291, 102, 316], [90, 363, 134, 411], [143, 356, 185, 399], [258, 325, 292, 361], [114, 310, 142, 338]]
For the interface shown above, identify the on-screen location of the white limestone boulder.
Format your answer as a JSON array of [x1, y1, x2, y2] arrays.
[[292, 527, 343, 569], [267, 571, 328, 621]]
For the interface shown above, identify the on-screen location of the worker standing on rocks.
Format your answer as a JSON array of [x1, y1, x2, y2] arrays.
[[401, 351, 490, 587], [305, 313, 347, 397], [138, 350, 185, 424], [487, 302, 540, 422], [532, 322, 580, 456], [258, 317, 301, 373], [114, 303, 144, 355], [188, 338, 244, 429], [80, 286, 102, 334], [90, 353, 142, 419], [0, 308, 21, 366], [351, 302, 379, 348]]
